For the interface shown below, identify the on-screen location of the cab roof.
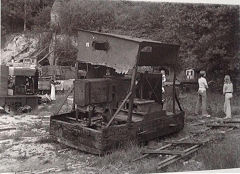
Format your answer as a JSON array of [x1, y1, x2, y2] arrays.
[[77, 29, 179, 73]]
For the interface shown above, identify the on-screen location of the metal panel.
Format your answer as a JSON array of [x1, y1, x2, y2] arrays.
[[77, 30, 180, 72], [0, 65, 9, 96], [74, 78, 112, 106], [74, 80, 88, 106], [77, 30, 139, 73], [138, 43, 179, 66], [9, 67, 36, 76]]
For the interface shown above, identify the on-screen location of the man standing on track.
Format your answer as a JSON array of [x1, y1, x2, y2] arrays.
[[195, 70, 210, 117]]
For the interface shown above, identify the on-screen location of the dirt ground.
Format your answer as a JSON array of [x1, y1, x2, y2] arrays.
[[0, 97, 240, 174]]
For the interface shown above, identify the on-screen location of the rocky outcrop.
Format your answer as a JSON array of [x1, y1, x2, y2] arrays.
[[1, 34, 39, 65], [1, 0, 78, 66]]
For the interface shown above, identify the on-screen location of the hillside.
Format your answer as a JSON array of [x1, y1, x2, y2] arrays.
[[1, 0, 239, 83]]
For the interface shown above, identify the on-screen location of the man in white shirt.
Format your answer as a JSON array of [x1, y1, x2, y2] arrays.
[[195, 71, 210, 117]]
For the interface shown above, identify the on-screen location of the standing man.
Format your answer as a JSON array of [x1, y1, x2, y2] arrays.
[[195, 71, 210, 117]]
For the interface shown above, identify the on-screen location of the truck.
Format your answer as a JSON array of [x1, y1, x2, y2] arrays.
[[0, 57, 40, 112]]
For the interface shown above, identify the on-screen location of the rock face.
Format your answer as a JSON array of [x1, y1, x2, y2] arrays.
[[1, 0, 78, 67], [1, 34, 39, 65]]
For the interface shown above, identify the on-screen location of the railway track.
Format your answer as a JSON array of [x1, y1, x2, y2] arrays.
[[5, 117, 240, 174], [132, 118, 240, 170]]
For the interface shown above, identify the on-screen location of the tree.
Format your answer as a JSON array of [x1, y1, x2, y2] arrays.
[[1, 0, 54, 34], [1, 0, 239, 89]]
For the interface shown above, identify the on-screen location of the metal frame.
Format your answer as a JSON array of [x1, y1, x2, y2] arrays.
[[73, 30, 180, 127]]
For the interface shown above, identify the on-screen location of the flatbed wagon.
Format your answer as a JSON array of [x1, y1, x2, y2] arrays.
[[50, 110, 184, 155], [50, 30, 185, 155]]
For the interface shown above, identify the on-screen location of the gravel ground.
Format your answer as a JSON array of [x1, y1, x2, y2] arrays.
[[0, 100, 240, 173]]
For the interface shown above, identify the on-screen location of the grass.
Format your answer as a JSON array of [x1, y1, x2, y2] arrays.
[[179, 91, 240, 117], [27, 92, 73, 116], [17, 122, 45, 139], [10, 131, 23, 141], [35, 135, 57, 144], [31, 121, 43, 129], [92, 141, 161, 174], [2, 91, 237, 173], [16, 150, 29, 161], [94, 141, 140, 169], [33, 94, 73, 115], [62, 163, 74, 172], [93, 91, 240, 173], [198, 135, 240, 170], [0, 130, 24, 141], [95, 141, 143, 167], [134, 159, 159, 174], [22, 130, 40, 137], [0, 144, 8, 153], [18, 121, 44, 131], [164, 132, 240, 172], [43, 159, 52, 164]]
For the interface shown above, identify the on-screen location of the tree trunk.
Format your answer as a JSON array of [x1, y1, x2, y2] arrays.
[[49, 32, 56, 65], [24, 0, 27, 31]]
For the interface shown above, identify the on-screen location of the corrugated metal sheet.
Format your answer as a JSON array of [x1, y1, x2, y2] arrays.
[[77, 29, 179, 45], [77, 30, 179, 73], [78, 30, 139, 73]]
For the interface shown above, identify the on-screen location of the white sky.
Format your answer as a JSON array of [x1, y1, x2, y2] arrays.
[[127, 0, 240, 5]]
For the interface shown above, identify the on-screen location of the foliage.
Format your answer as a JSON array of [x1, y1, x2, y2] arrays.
[[1, 0, 55, 33], [32, 6, 52, 31], [1, 0, 239, 85], [55, 37, 78, 66], [35, 135, 57, 144], [55, 0, 116, 33]]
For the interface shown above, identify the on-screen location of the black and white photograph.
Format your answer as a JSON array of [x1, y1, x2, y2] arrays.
[[0, 0, 239, 173]]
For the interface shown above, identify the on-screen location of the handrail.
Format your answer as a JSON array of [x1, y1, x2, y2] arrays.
[[38, 50, 54, 64], [54, 85, 74, 115], [106, 91, 132, 128]]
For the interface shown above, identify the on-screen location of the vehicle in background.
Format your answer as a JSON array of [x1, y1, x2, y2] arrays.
[[0, 63, 40, 112]]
